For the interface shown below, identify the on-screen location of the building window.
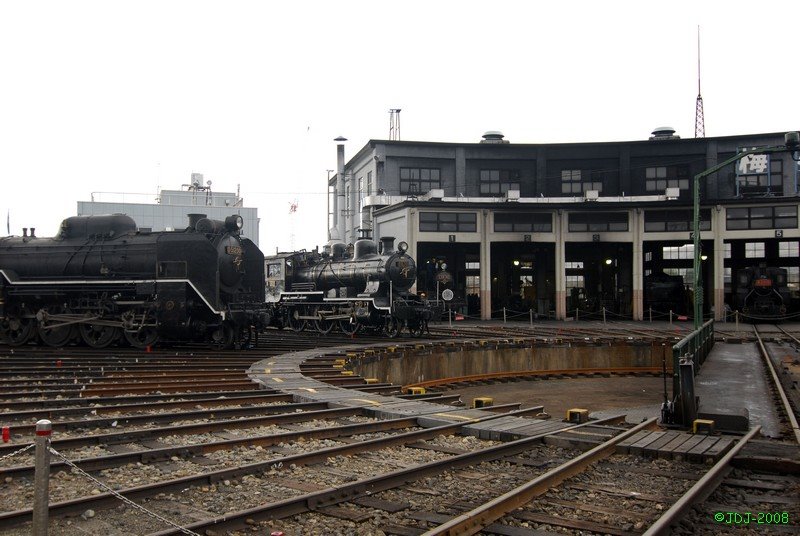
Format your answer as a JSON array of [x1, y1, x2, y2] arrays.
[[357, 177, 363, 210], [400, 168, 441, 195], [662, 244, 695, 260], [561, 169, 602, 194], [737, 155, 783, 195], [419, 212, 477, 232], [645, 252, 652, 262], [779, 241, 799, 258], [466, 275, 480, 296], [565, 275, 585, 292], [724, 243, 731, 259], [565, 262, 584, 269], [784, 266, 799, 298], [726, 205, 798, 230], [568, 212, 628, 232], [745, 242, 765, 258], [366, 171, 373, 196], [480, 169, 520, 195], [465, 261, 480, 270], [494, 213, 552, 232], [645, 165, 690, 192], [644, 209, 711, 232]]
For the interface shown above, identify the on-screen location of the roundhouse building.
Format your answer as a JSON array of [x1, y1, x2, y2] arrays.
[[329, 130, 800, 321]]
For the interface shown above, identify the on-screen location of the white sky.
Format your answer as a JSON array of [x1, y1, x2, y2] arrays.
[[1, 0, 797, 254]]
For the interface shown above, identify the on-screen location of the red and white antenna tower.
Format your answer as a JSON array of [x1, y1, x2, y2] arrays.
[[694, 26, 705, 138]]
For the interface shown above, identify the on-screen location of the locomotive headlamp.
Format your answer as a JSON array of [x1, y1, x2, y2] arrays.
[[225, 215, 244, 232], [397, 241, 409, 253]]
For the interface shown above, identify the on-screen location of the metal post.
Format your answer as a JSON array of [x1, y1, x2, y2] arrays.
[[33, 419, 52, 536], [602, 306, 606, 325], [529, 309, 533, 327], [649, 306, 653, 323], [448, 308, 452, 329], [735, 310, 739, 333], [670, 309, 673, 326], [575, 308, 579, 322], [503, 307, 506, 323]]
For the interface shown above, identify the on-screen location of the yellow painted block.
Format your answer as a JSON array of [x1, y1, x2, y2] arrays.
[[407, 387, 426, 395], [340, 370, 354, 376], [566, 408, 589, 423], [472, 397, 494, 408], [364, 378, 379, 384], [693, 419, 715, 434]]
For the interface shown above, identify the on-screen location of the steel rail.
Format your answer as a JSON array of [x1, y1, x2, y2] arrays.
[[0, 406, 546, 529], [754, 326, 800, 443], [0, 392, 293, 421], [145, 413, 630, 536], [0, 415, 422, 479], [419, 417, 658, 535], [0, 405, 360, 454], [405, 366, 665, 390], [643, 426, 761, 535]]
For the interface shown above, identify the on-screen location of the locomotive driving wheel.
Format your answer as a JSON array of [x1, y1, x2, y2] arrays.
[[121, 310, 159, 349], [406, 319, 424, 338], [383, 317, 401, 338], [79, 319, 120, 349], [36, 307, 76, 348], [210, 322, 235, 350], [287, 308, 307, 332], [313, 307, 334, 335], [1, 314, 35, 346], [339, 316, 360, 335]]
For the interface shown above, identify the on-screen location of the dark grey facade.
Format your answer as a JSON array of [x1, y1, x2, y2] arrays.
[[330, 131, 799, 321]]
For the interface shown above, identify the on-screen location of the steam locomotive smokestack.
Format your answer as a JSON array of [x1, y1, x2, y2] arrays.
[[22, 228, 27, 237], [187, 213, 207, 230], [30, 228, 35, 238]]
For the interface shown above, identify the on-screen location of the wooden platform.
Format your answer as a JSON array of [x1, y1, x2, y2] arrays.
[[616, 429, 736, 462]]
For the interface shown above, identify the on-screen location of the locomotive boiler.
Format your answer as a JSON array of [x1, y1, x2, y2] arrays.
[[735, 266, 791, 320], [265, 235, 432, 337], [0, 213, 267, 348]]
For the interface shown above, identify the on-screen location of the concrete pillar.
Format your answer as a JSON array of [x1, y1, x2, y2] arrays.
[[480, 210, 492, 320], [632, 209, 644, 321], [555, 210, 566, 320], [713, 206, 725, 320]]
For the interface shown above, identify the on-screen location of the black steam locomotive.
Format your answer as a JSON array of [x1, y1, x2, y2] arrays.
[[644, 271, 688, 316], [735, 266, 791, 320], [0, 213, 268, 348], [265, 235, 432, 337]]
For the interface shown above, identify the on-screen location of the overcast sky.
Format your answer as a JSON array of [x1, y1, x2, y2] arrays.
[[1, 0, 797, 253]]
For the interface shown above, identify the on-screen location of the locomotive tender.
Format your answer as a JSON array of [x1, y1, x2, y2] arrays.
[[265, 235, 432, 337], [0, 213, 268, 348]]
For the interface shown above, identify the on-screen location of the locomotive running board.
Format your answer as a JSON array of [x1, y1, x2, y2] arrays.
[[0, 270, 226, 320]]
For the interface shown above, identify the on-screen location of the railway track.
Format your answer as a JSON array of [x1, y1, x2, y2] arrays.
[[1, 326, 796, 534]]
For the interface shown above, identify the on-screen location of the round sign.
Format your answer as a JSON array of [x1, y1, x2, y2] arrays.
[[435, 270, 452, 284], [442, 289, 454, 301]]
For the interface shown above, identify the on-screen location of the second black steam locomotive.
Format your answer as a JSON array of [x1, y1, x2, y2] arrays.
[[0, 213, 269, 348], [735, 266, 792, 320], [265, 235, 432, 337]]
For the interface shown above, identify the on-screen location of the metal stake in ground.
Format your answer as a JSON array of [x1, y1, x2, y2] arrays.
[[33, 419, 52, 536]]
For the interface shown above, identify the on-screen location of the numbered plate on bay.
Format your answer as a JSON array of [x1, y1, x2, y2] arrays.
[[441, 289, 454, 301]]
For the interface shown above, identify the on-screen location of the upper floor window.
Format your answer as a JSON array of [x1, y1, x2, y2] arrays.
[[419, 212, 477, 232], [494, 213, 552, 233], [400, 167, 440, 195], [745, 242, 765, 258], [366, 171, 373, 196], [726, 205, 798, 230], [644, 209, 711, 232], [561, 169, 603, 194], [645, 165, 690, 192], [568, 212, 628, 232], [663, 244, 695, 260], [480, 169, 520, 195]]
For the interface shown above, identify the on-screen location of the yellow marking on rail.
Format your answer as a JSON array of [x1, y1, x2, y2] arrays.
[[302, 388, 317, 393], [272, 377, 284, 383], [340, 370, 354, 376], [263, 369, 271, 374]]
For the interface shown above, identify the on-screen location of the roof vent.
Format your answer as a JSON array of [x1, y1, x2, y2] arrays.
[[480, 131, 509, 144], [649, 127, 680, 140]]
